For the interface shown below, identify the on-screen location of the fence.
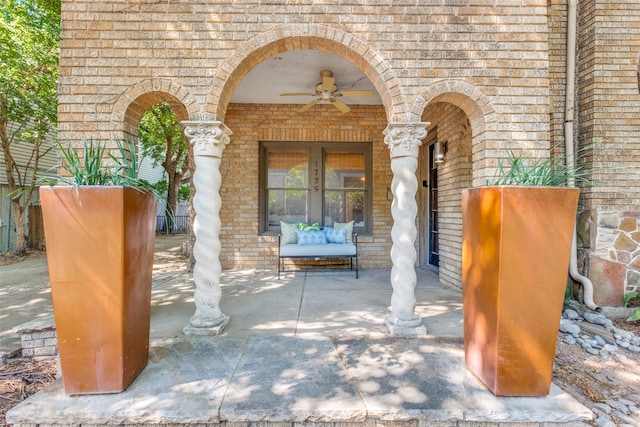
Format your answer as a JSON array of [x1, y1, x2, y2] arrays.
[[1, 187, 41, 253], [156, 215, 190, 234]]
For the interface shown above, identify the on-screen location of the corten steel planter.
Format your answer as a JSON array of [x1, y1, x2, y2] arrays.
[[40, 186, 157, 395], [462, 186, 579, 396]]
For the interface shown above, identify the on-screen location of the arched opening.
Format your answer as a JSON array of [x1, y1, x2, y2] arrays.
[[122, 92, 189, 140], [117, 91, 191, 235], [198, 28, 405, 271], [414, 82, 495, 292], [419, 101, 473, 292], [207, 25, 403, 122], [218, 49, 389, 270]]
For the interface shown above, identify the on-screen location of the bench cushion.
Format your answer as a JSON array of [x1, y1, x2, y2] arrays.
[[280, 243, 357, 257]]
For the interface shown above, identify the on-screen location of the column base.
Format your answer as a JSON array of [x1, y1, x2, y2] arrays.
[[183, 314, 230, 336], [384, 312, 426, 336]]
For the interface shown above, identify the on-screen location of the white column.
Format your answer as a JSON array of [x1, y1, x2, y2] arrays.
[[383, 122, 429, 336], [182, 121, 232, 336]]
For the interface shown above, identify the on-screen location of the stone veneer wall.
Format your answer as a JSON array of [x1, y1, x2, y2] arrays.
[[577, 209, 640, 306]]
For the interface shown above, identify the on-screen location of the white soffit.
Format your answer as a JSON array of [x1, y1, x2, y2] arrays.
[[230, 49, 382, 106]]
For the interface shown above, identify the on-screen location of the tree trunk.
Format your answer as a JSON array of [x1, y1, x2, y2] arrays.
[[11, 198, 27, 257], [165, 179, 179, 234]]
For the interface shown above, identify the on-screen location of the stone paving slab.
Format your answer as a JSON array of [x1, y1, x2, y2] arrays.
[[220, 336, 367, 422], [7, 338, 244, 425], [335, 337, 593, 424], [7, 336, 593, 426]]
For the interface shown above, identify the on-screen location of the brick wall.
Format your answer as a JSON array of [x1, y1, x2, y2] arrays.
[[574, 0, 640, 210], [221, 103, 392, 270], [58, 1, 561, 290], [548, 0, 568, 159], [20, 329, 58, 359], [59, 1, 551, 161], [554, 0, 640, 305]]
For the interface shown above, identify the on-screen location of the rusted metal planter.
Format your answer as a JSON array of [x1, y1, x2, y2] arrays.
[[40, 186, 157, 395], [462, 186, 579, 396]]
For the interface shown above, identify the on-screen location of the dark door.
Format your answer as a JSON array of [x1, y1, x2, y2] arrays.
[[428, 143, 439, 267]]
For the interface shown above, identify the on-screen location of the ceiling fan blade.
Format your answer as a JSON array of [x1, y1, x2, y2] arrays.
[[332, 98, 351, 113], [280, 93, 315, 97], [322, 76, 335, 92], [298, 99, 318, 113], [337, 90, 374, 98]]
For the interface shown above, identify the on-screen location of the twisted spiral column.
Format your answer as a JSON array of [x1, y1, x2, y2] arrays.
[[383, 122, 429, 336], [182, 121, 232, 336]]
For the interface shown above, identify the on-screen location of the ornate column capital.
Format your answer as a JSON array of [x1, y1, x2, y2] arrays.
[[182, 121, 232, 158], [383, 122, 429, 159]]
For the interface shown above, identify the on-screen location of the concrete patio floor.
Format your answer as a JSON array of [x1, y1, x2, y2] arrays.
[[4, 236, 593, 426]]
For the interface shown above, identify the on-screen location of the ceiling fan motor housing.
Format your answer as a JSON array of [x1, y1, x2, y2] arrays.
[[279, 69, 373, 113]]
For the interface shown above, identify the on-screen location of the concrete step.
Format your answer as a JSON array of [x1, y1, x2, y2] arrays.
[[7, 336, 592, 426]]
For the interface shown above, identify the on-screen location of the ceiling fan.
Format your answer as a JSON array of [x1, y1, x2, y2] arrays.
[[279, 70, 374, 113]]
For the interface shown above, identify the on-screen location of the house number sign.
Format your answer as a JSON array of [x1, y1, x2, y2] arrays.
[[314, 160, 319, 192]]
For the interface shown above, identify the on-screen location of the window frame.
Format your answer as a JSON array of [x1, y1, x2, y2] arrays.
[[259, 141, 373, 236]]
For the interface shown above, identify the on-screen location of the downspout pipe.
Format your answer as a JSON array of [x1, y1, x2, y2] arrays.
[[565, 0, 600, 311]]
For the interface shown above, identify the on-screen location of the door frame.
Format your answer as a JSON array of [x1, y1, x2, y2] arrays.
[[418, 130, 439, 270]]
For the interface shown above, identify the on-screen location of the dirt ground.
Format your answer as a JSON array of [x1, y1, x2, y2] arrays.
[[1, 243, 640, 425], [0, 250, 46, 267], [0, 358, 56, 425]]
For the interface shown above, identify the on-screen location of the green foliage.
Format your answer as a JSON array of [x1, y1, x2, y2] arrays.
[[148, 179, 189, 202], [178, 184, 190, 202], [138, 102, 189, 231], [1, 0, 62, 254], [151, 179, 168, 196], [138, 102, 188, 172], [1, 0, 60, 138], [486, 150, 587, 187], [39, 139, 160, 197], [624, 291, 640, 322]]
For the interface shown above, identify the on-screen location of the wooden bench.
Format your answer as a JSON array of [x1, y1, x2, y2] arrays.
[[277, 233, 358, 279]]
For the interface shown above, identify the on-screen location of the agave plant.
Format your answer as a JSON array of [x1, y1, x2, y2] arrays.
[[40, 138, 159, 197], [486, 150, 588, 187]]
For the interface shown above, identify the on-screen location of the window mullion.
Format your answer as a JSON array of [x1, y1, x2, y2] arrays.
[[309, 146, 323, 225]]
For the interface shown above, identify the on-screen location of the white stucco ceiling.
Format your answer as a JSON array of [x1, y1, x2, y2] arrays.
[[230, 50, 383, 106]]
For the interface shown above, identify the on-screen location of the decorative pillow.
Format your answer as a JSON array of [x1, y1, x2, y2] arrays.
[[296, 222, 320, 232], [333, 220, 354, 244], [296, 229, 327, 245], [280, 221, 298, 245], [324, 227, 347, 244]]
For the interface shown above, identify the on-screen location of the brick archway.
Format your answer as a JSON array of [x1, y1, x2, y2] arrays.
[[412, 80, 498, 186], [206, 23, 407, 122], [112, 78, 199, 138]]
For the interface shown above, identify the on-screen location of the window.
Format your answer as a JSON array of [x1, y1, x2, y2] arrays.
[[260, 142, 372, 235]]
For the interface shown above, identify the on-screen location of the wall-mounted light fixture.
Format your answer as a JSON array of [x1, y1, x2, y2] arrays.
[[434, 140, 447, 164]]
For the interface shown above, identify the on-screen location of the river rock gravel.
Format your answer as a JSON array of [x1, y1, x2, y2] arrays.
[[555, 304, 640, 427]]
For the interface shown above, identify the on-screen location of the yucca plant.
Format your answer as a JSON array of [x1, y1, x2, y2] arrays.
[[39, 138, 158, 197], [486, 150, 587, 187]]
